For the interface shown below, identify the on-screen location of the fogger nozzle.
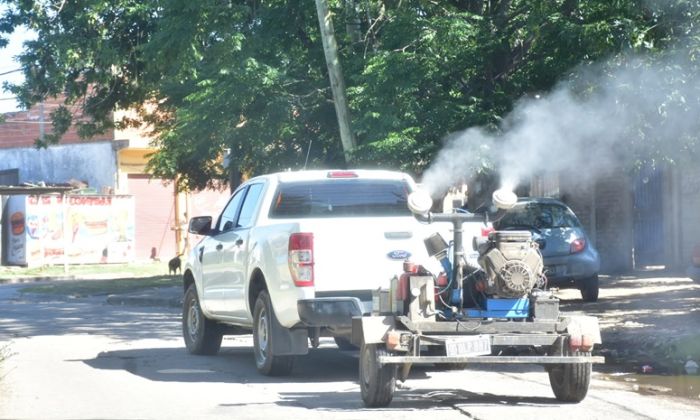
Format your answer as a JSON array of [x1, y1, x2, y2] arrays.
[[424, 233, 452, 279]]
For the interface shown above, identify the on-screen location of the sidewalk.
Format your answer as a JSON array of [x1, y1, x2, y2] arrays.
[[105, 285, 183, 308]]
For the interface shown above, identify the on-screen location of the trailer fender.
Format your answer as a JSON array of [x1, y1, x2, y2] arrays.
[[563, 315, 602, 344], [352, 316, 395, 346]]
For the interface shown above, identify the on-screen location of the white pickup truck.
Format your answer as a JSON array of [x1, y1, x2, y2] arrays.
[[182, 169, 485, 375]]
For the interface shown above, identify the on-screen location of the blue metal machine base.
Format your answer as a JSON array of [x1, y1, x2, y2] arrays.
[[465, 298, 530, 319]]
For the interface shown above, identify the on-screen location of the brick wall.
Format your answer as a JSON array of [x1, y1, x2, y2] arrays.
[[559, 170, 634, 273], [0, 98, 114, 148], [594, 172, 634, 272]]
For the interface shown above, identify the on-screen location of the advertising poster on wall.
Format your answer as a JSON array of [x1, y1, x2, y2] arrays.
[[7, 195, 27, 265], [6, 194, 135, 266]]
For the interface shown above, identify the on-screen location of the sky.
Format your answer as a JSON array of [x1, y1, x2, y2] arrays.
[[0, 26, 33, 113]]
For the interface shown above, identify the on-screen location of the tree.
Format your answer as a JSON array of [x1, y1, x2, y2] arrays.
[[1, 1, 697, 190]]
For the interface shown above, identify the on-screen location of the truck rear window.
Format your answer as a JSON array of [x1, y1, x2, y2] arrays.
[[269, 179, 411, 218]]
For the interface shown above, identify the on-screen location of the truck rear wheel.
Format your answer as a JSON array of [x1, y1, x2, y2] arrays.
[[334, 337, 357, 351], [182, 284, 223, 355], [253, 291, 294, 376], [359, 343, 397, 407], [548, 345, 592, 402]]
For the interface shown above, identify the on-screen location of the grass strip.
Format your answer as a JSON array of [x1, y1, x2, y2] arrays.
[[19, 276, 180, 297]]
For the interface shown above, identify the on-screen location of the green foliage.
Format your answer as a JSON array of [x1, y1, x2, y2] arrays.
[[0, 0, 698, 188]]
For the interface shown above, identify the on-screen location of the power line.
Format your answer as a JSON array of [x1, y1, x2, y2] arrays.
[[0, 68, 22, 76]]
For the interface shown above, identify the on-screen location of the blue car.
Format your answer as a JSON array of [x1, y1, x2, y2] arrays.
[[493, 198, 601, 302]]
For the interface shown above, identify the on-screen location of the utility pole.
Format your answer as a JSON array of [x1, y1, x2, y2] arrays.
[[173, 176, 182, 255], [314, 0, 357, 164]]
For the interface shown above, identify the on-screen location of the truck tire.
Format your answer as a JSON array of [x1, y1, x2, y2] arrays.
[[548, 345, 592, 402], [360, 343, 397, 407], [334, 337, 357, 351], [182, 284, 223, 355], [580, 274, 599, 302], [253, 291, 294, 376]]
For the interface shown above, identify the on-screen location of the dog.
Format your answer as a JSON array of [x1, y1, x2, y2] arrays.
[[168, 255, 182, 275]]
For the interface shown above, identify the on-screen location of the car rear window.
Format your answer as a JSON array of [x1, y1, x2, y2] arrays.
[[497, 202, 581, 230], [269, 179, 411, 218]]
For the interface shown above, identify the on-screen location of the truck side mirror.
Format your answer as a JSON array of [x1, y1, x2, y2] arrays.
[[188, 216, 213, 235]]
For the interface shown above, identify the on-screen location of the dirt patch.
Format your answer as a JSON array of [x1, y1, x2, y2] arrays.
[[555, 272, 700, 375]]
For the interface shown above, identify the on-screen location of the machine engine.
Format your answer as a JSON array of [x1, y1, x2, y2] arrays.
[[476, 230, 544, 298]]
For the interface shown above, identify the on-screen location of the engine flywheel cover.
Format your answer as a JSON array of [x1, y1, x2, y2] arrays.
[[498, 260, 535, 297]]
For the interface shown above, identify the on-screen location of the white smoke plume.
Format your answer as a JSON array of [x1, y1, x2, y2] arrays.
[[420, 54, 700, 197]]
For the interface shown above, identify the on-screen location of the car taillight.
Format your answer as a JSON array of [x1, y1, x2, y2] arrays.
[[289, 232, 314, 286], [571, 238, 586, 254], [692, 245, 700, 266], [481, 226, 494, 237]]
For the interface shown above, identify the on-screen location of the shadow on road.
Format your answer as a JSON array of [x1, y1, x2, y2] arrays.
[[82, 343, 563, 410], [0, 297, 181, 341], [273, 387, 561, 411], [81, 345, 390, 384]]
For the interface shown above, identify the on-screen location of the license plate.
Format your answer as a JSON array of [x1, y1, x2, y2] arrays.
[[546, 265, 566, 276], [445, 335, 492, 357]]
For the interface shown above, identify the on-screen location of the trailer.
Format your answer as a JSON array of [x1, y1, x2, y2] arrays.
[[352, 188, 604, 407]]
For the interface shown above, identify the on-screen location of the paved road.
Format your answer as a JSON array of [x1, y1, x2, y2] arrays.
[[1, 283, 699, 420]]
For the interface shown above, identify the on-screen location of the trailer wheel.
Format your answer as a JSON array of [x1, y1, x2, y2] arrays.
[[359, 343, 397, 407], [253, 291, 294, 376], [548, 346, 592, 402]]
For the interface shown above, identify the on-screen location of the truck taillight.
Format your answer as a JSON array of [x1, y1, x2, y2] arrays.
[[571, 238, 586, 254], [289, 232, 314, 287], [327, 170, 358, 178]]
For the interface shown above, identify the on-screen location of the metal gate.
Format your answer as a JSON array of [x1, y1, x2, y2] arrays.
[[633, 165, 664, 267]]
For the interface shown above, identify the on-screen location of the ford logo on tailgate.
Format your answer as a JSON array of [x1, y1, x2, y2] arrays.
[[387, 250, 411, 260]]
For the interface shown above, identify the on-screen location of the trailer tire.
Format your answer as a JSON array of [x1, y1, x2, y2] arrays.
[[182, 284, 223, 355], [360, 343, 397, 407], [548, 347, 592, 402], [253, 291, 294, 376]]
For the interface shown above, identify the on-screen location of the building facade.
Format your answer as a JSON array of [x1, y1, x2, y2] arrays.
[[0, 99, 227, 264]]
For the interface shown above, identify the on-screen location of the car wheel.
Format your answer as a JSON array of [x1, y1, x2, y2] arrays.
[[253, 290, 294, 376], [580, 274, 599, 302], [182, 284, 223, 355]]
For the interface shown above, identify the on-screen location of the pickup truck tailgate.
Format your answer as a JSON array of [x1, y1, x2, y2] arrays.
[[308, 217, 435, 293]]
